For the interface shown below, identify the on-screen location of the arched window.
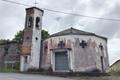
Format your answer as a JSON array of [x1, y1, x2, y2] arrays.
[[36, 17, 40, 28], [28, 16, 33, 28]]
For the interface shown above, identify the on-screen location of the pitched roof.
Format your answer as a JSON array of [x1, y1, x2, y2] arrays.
[[50, 27, 107, 40], [110, 59, 120, 68], [26, 7, 44, 13]]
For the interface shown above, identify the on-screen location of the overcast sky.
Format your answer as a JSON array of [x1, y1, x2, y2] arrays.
[[0, 0, 120, 65]]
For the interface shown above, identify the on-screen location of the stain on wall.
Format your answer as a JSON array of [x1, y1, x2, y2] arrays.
[[41, 35, 109, 72]]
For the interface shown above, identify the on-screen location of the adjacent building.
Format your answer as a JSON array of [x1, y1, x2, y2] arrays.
[[108, 60, 120, 72]]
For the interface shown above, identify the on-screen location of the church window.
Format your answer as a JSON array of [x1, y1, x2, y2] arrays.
[[58, 41, 65, 48], [36, 17, 40, 28], [35, 37, 38, 40], [99, 43, 103, 50], [25, 56, 28, 63], [26, 36, 30, 40], [28, 16, 33, 28], [100, 56, 104, 71], [80, 40, 87, 48]]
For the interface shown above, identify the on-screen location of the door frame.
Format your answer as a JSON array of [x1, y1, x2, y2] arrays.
[[20, 55, 30, 71], [51, 49, 71, 72]]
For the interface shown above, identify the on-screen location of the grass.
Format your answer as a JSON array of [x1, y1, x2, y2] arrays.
[[0, 68, 17, 73]]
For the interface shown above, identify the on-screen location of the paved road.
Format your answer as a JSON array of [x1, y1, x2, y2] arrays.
[[1, 73, 120, 80], [71, 76, 120, 80], [0, 73, 74, 80]]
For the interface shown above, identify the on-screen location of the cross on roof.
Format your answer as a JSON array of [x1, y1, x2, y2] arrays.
[[58, 41, 65, 48], [80, 40, 87, 48], [34, 0, 38, 7]]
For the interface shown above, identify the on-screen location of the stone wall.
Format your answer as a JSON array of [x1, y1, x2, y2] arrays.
[[0, 45, 5, 68], [0, 42, 20, 69]]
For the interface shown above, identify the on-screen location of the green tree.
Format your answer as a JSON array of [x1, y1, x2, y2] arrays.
[[12, 29, 49, 43], [0, 39, 10, 44], [12, 30, 23, 43], [41, 29, 49, 40]]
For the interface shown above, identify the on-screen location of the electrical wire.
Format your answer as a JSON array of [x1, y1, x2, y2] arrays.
[[2, 0, 120, 21]]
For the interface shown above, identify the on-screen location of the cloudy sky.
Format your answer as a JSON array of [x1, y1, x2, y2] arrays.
[[0, 0, 120, 65]]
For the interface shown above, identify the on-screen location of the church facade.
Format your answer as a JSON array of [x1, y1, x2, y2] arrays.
[[20, 7, 109, 73], [41, 28, 109, 72]]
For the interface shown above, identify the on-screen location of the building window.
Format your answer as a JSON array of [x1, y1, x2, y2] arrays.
[[36, 17, 40, 28], [35, 37, 38, 40], [100, 56, 104, 71], [58, 41, 65, 48], [80, 40, 87, 48], [99, 43, 103, 50], [26, 36, 30, 40], [25, 56, 28, 63], [28, 16, 33, 28]]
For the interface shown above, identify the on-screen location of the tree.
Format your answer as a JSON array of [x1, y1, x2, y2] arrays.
[[12, 29, 49, 43], [12, 30, 23, 43], [41, 29, 49, 40], [0, 39, 10, 44]]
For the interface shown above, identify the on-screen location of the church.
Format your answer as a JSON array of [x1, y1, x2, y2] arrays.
[[20, 7, 109, 73]]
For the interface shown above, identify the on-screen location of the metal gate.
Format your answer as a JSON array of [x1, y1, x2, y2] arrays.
[[55, 51, 69, 71]]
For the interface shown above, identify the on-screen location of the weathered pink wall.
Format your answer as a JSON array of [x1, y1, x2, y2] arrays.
[[41, 35, 109, 72]]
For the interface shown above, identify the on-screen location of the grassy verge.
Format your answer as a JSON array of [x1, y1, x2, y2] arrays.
[[0, 68, 17, 73]]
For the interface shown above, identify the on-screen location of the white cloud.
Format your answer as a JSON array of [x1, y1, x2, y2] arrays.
[[108, 38, 120, 65], [0, 0, 120, 65]]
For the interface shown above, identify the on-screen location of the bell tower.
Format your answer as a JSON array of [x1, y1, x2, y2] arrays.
[[20, 7, 44, 71]]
